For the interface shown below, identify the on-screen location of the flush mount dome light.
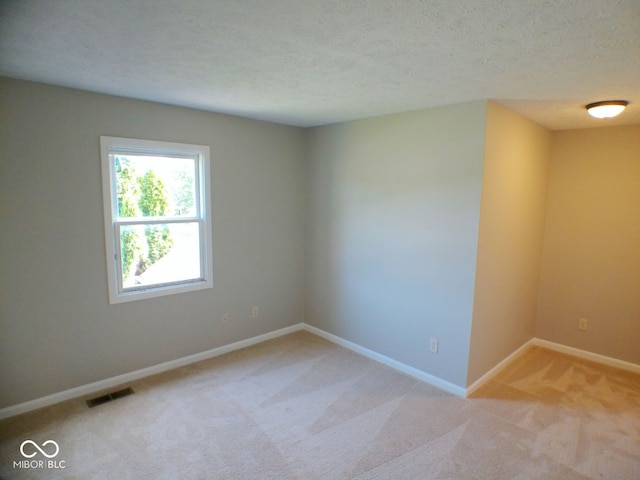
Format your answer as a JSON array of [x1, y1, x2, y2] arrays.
[[586, 100, 628, 119]]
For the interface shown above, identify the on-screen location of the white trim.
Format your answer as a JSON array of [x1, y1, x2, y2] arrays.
[[531, 338, 640, 375], [0, 324, 304, 420], [465, 337, 640, 397], [0, 322, 467, 419], [465, 339, 535, 397], [5, 326, 637, 420], [99, 136, 213, 304], [301, 324, 467, 397]]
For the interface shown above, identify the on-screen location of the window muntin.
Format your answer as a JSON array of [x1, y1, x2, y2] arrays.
[[101, 137, 212, 303]]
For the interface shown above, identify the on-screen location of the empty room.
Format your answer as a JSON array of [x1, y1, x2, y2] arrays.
[[1, 1, 639, 479]]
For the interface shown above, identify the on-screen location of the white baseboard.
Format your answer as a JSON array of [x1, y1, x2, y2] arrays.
[[531, 338, 640, 375], [465, 339, 534, 397], [465, 337, 640, 397], [0, 322, 465, 420], [4, 325, 637, 421], [0, 323, 305, 420], [302, 324, 467, 397]]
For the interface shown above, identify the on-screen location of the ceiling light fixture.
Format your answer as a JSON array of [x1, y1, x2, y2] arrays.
[[585, 100, 628, 119]]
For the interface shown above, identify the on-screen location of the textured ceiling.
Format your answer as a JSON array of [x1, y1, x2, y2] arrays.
[[1, 0, 639, 129]]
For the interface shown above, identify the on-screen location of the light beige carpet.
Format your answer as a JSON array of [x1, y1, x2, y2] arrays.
[[1, 331, 639, 479]]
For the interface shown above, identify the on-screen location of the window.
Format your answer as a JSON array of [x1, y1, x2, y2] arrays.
[[100, 136, 213, 303]]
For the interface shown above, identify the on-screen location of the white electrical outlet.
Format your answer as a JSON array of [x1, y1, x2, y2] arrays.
[[578, 318, 588, 331], [252, 307, 259, 319], [430, 338, 439, 353]]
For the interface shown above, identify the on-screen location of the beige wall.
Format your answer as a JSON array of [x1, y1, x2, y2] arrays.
[[535, 125, 640, 364], [467, 102, 551, 384], [306, 101, 488, 387]]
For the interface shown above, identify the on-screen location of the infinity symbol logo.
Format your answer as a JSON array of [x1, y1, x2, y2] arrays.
[[20, 440, 60, 459]]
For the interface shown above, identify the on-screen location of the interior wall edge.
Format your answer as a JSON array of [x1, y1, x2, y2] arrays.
[[531, 337, 640, 375], [4, 321, 638, 422], [465, 337, 534, 397], [0, 323, 307, 421], [302, 324, 467, 397]]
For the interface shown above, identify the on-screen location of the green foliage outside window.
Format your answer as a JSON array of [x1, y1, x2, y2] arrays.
[[115, 158, 174, 281], [138, 170, 174, 269], [115, 157, 142, 279]]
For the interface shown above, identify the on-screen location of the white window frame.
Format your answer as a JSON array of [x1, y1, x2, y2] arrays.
[[100, 136, 213, 304]]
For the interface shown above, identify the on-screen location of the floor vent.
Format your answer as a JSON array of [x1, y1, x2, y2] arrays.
[[86, 387, 134, 408]]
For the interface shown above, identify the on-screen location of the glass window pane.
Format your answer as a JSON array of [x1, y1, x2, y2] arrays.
[[113, 154, 197, 219], [119, 222, 202, 290]]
